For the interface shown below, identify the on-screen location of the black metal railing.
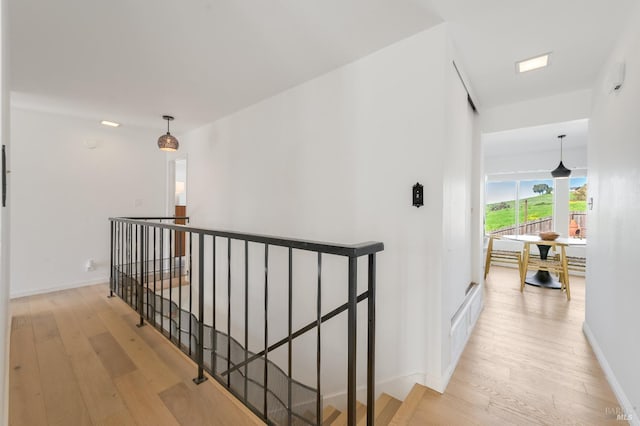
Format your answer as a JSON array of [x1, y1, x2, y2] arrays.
[[109, 216, 383, 426]]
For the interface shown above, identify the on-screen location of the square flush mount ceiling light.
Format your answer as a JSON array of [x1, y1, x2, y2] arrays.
[[516, 53, 551, 73], [100, 120, 120, 127]]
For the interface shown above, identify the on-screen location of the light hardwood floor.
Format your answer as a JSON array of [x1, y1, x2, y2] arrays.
[[10, 268, 622, 425], [391, 267, 621, 425], [9, 283, 263, 426]]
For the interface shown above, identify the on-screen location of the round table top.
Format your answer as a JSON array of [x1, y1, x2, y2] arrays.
[[501, 234, 587, 246]]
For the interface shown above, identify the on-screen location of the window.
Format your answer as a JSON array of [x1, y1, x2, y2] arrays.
[[519, 179, 554, 235], [485, 179, 554, 236], [485, 181, 517, 235], [569, 177, 587, 238]]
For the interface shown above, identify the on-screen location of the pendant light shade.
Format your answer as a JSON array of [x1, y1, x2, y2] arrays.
[[158, 115, 179, 151], [551, 134, 571, 178]]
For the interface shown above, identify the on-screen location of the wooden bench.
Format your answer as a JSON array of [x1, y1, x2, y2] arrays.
[[552, 254, 586, 276], [566, 256, 586, 273], [484, 236, 523, 279]]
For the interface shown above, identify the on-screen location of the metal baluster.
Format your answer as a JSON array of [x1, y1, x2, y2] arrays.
[[153, 227, 157, 328], [131, 224, 134, 304], [109, 221, 114, 297], [189, 232, 193, 357], [212, 236, 217, 377], [119, 222, 123, 297], [287, 248, 293, 425], [317, 252, 322, 425], [263, 244, 269, 420], [131, 224, 134, 303], [134, 224, 138, 309], [244, 240, 249, 401], [367, 254, 376, 426], [125, 224, 129, 302], [160, 227, 164, 334], [193, 233, 207, 384], [146, 224, 150, 322], [227, 238, 231, 388], [347, 257, 357, 426], [137, 225, 145, 327], [124, 224, 127, 301], [179, 227, 183, 349], [126, 224, 130, 303], [113, 222, 120, 294], [169, 229, 173, 342], [117, 221, 121, 296], [114, 221, 117, 296], [120, 223, 122, 298]]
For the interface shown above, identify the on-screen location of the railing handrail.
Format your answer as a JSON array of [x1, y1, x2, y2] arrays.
[[119, 216, 191, 221], [110, 216, 382, 426], [109, 217, 384, 258]]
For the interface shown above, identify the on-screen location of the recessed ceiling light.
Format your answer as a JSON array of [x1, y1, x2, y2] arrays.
[[516, 53, 551, 73], [100, 120, 120, 127]]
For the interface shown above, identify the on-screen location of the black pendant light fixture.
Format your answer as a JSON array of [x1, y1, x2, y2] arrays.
[[158, 115, 179, 151], [551, 134, 571, 178]]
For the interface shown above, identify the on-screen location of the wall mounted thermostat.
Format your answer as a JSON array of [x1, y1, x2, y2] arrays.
[[412, 182, 424, 208]]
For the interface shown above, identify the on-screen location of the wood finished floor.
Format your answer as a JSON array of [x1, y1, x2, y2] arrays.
[[10, 268, 621, 425], [391, 267, 621, 425], [9, 283, 264, 426]]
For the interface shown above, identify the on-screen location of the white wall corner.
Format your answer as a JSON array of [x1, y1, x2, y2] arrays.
[[583, 322, 639, 425], [424, 371, 447, 394]]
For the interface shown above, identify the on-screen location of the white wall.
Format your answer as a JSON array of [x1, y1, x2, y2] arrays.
[[0, 0, 9, 421], [585, 2, 640, 423], [484, 146, 587, 176], [481, 89, 592, 134], [181, 24, 477, 400], [9, 109, 167, 297], [439, 48, 475, 387]]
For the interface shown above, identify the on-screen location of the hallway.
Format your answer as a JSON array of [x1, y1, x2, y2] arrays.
[[395, 266, 620, 425], [9, 268, 621, 425]]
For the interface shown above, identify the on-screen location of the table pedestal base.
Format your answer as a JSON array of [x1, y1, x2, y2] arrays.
[[524, 271, 562, 289]]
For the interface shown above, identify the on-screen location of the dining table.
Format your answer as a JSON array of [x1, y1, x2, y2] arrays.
[[502, 234, 586, 289]]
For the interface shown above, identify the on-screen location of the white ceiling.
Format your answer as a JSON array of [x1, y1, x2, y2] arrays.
[[9, 0, 637, 133], [9, 0, 442, 132], [432, 0, 636, 108]]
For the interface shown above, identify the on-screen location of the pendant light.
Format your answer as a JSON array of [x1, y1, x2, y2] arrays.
[[551, 134, 571, 178], [158, 115, 179, 151]]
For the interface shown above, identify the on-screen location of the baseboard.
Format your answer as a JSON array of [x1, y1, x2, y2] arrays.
[[583, 322, 639, 425], [435, 283, 484, 393], [10, 276, 109, 299], [322, 371, 426, 411], [3, 308, 10, 426]]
